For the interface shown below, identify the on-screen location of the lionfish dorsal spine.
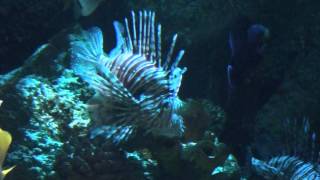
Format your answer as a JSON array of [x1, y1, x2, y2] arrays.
[[157, 24, 162, 67], [123, 9, 186, 116], [146, 11, 151, 59], [124, 18, 133, 51], [150, 12, 156, 63], [163, 33, 178, 70], [138, 11, 143, 55], [130, 11, 137, 51], [142, 11, 147, 55], [172, 50, 185, 70], [127, 11, 156, 61]]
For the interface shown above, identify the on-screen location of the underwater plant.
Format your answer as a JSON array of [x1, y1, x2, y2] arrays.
[[70, 10, 187, 143]]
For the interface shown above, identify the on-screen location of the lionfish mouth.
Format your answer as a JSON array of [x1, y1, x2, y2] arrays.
[[69, 10, 187, 143]]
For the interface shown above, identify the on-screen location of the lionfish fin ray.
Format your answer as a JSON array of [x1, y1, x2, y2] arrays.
[[124, 18, 133, 51], [163, 34, 178, 70], [138, 11, 143, 54], [171, 50, 185, 70], [131, 11, 137, 51], [150, 12, 156, 63], [157, 24, 162, 67], [90, 125, 135, 144]]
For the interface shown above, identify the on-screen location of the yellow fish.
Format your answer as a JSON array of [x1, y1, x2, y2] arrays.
[[0, 102, 15, 180], [63, 0, 106, 17]]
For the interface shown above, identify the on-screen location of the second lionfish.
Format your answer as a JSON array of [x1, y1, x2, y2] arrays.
[[70, 10, 187, 143]]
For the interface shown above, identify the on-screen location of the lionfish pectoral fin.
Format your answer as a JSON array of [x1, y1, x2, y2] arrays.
[[81, 64, 144, 144], [90, 125, 135, 144]]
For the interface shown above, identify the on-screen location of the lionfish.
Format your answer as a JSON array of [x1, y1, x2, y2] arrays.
[[251, 156, 320, 179], [251, 117, 320, 179], [69, 10, 186, 143]]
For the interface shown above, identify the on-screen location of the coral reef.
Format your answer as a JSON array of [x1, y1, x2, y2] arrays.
[[180, 99, 225, 141], [0, 42, 92, 178], [11, 75, 65, 179], [142, 131, 239, 180], [55, 137, 149, 180], [181, 133, 240, 179]]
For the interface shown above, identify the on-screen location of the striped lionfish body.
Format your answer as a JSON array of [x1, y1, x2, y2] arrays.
[[251, 118, 320, 179], [70, 10, 187, 143], [252, 156, 320, 179]]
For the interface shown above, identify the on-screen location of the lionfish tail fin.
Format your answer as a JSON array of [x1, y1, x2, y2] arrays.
[[109, 21, 128, 57], [70, 26, 140, 123], [69, 27, 104, 76]]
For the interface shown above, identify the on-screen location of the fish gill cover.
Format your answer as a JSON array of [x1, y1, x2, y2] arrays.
[[69, 10, 187, 144]]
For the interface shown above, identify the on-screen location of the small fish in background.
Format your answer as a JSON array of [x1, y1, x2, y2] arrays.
[[0, 126, 15, 180], [227, 17, 269, 91], [63, 0, 106, 18], [223, 17, 270, 167]]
